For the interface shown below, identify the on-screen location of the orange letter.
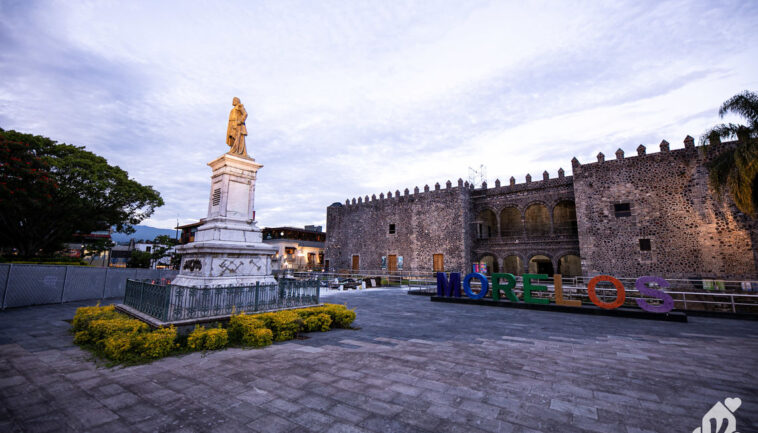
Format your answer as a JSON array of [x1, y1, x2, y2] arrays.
[[554, 274, 580, 307], [587, 275, 625, 309]]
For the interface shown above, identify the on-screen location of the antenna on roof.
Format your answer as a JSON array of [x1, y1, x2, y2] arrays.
[[468, 164, 487, 187]]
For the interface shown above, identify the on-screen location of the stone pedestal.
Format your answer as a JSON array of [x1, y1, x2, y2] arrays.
[[172, 153, 277, 287]]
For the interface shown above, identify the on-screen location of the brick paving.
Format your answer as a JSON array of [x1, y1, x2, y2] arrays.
[[1, 289, 757, 432]]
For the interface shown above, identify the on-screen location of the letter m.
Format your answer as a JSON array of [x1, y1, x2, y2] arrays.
[[437, 272, 461, 297]]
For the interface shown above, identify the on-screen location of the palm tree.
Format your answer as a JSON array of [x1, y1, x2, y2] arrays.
[[701, 90, 758, 216]]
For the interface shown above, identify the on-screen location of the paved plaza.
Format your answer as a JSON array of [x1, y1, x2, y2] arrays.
[[1, 289, 757, 432]]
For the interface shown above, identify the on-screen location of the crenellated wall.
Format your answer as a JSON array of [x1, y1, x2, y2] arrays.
[[325, 179, 472, 272], [468, 169, 580, 276], [573, 137, 758, 279], [325, 135, 758, 280]]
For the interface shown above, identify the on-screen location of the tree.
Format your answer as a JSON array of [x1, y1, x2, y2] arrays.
[[127, 249, 152, 268], [0, 129, 164, 257], [150, 235, 178, 268], [701, 90, 758, 216], [82, 238, 115, 265]]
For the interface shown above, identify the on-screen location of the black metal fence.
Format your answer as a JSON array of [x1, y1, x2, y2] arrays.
[[0, 264, 178, 309], [124, 279, 321, 322]]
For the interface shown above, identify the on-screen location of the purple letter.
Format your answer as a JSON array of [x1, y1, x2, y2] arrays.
[[635, 276, 674, 313], [437, 272, 461, 297]]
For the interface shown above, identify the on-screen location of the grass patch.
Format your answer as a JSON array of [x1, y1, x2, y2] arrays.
[[71, 303, 356, 366]]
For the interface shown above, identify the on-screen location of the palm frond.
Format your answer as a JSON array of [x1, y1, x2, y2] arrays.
[[718, 90, 758, 126]]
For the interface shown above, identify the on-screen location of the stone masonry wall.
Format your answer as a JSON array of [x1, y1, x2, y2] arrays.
[[572, 139, 757, 280], [325, 181, 471, 273], [469, 172, 580, 275]]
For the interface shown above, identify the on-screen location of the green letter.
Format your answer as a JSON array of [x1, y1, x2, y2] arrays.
[[523, 274, 550, 304], [492, 273, 518, 302]]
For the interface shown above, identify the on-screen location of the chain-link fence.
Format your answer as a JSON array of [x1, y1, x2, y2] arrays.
[[0, 264, 178, 309]]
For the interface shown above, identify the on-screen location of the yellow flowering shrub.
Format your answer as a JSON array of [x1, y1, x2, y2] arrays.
[[243, 327, 273, 347], [72, 304, 121, 333], [228, 312, 267, 345], [262, 310, 303, 341], [74, 316, 148, 347], [321, 304, 357, 328], [188, 326, 229, 351], [136, 327, 177, 359], [304, 313, 332, 332], [72, 303, 356, 364]]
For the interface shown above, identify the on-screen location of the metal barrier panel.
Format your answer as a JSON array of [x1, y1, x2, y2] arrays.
[[104, 268, 138, 298], [4, 264, 66, 308], [62, 267, 107, 302], [0, 264, 10, 309]]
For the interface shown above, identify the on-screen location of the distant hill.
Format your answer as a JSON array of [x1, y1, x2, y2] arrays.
[[111, 225, 177, 244]]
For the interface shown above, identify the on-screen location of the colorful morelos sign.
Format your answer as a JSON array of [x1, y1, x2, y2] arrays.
[[436, 272, 675, 313]]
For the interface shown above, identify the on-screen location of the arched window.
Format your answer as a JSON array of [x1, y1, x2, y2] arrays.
[[477, 254, 498, 275], [502, 255, 523, 275], [558, 254, 581, 277], [476, 210, 497, 239], [553, 201, 577, 235], [528, 255, 554, 276], [525, 204, 550, 236], [499, 207, 522, 237]]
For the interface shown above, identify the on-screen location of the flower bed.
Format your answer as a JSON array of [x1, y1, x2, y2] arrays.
[[71, 304, 356, 365]]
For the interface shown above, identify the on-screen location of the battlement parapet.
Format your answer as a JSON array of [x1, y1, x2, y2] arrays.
[[570, 135, 720, 171]]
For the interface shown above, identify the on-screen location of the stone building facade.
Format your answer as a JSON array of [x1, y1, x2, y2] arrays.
[[325, 137, 758, 280]]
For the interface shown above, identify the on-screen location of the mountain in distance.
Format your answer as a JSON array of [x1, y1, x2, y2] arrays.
[[111, 225, 178, 244]]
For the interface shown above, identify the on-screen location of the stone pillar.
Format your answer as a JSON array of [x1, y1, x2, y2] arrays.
[[173, 153, 277, 287]]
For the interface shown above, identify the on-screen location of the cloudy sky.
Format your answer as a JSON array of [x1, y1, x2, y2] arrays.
[[1, 0, 757, 230]]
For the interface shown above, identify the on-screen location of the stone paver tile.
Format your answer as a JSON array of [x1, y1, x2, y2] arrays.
[[246, 412, 298, 433]]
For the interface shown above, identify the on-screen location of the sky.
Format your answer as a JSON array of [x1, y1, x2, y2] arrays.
[[1, 0, 757, 230]]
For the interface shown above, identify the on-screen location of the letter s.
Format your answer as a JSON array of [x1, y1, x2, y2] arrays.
[[635, 276, 674, 313]]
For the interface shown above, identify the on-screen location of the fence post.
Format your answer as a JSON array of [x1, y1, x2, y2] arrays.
[[60, 265, 70, 304], [731, 295, 736, 313], [682, 293, 687, 310], [1, 264, 12, 310], [102, 267, 109, 300], [254, 282, 259, 312]]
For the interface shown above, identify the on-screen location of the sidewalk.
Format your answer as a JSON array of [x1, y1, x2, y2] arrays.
[[1, 291, 757, 432]]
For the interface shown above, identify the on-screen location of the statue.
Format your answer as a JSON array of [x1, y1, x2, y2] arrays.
[[226, 97, 249, 157]]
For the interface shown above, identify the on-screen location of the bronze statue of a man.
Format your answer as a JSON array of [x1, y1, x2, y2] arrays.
[[226, 97, 249, 157]]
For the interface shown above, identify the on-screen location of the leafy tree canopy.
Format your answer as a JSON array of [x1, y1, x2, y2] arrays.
[[701, 90, 758, 216], [0, 128, 164, 257]]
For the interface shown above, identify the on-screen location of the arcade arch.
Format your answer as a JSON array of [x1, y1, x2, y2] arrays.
[[499, 207, 522, 237], [476, 209, 498, 239], [558, 254, 581, 277], [525, 203, 550, 236], [553, 201, 578, 235], [502, 255, 523, 275], [528, 254, 554, 276]]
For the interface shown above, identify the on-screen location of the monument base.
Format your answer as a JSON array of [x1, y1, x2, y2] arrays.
[[171, 152, 278, 288]]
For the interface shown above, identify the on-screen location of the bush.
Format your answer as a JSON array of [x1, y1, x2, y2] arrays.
[[304, 313, 332, 332], [261, 310, 303, 341], [73, 316, 148, 347], [188, 326, 229, 351], [243, 328, 273, 347], [228, 313, 267, 346], [136, 327, 177, 359], [322, 304, 357, 328], [72, 303, 356, 364], [72, 305, 121, 333], [103, 326, 177, 362]]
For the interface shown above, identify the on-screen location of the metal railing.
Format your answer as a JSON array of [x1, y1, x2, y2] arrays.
[[404, 274, 758, 314], [124, 279, 321, 322]]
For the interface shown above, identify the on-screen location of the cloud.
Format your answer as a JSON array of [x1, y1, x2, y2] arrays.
[[1, 0, 757, 230]]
